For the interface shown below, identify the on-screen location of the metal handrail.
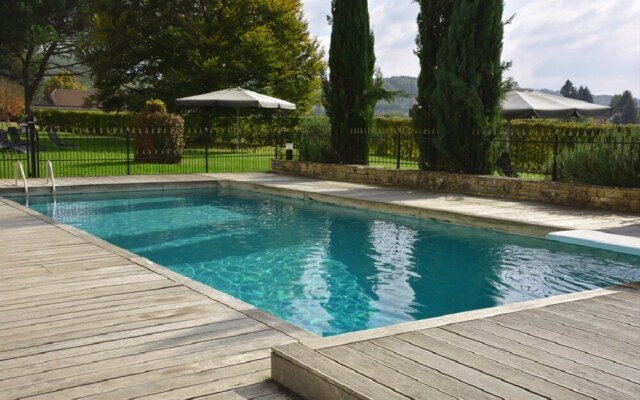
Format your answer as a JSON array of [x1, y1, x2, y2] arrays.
[[45, 160, 56, 194], [13, 160, 29, 202]]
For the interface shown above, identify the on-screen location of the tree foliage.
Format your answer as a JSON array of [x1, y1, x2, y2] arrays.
[[430, 0, 506, 173], [0, 77, 25, 120], [80, 0, 324, 114], [560, 79, 578, 99], [413, 0, 453, 169], [611, 90, 638, 124], [577, 85, 593, 103], [323, 0, 392, 164], [0, 0, 86, 113], [42, 69, 86, 96]]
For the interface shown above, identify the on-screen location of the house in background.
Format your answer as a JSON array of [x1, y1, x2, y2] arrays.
[[33, 89, 98, 110]]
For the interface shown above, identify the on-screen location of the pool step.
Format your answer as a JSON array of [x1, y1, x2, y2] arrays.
[[546, 230, 640, 256]]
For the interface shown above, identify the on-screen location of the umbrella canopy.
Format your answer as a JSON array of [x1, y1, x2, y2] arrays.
[[176, 87, 296, 151], [176, 87, 296, 110], [501, 89, 611, 120]]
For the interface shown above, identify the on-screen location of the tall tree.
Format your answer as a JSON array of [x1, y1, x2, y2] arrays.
[[577, 85, 594, 103], [413, 0, 453, 170], [80, 0, 324, 113], [611, 90, 638, 124], [0, 1, 86, 114], [430, 0, 505, 173], [560, 79, 578, 99], [323, 0, 391, 164]]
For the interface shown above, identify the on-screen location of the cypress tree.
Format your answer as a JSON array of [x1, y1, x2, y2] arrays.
[[431, 0, 505, 173], [577, 86, 594, 103], [413, 0, 453, 170], [324, 0, 376, 164]]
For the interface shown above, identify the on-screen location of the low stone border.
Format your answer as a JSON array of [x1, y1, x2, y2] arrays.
[[271, 160, 640, 213]]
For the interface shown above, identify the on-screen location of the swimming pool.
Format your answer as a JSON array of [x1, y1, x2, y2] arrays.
[[18, 187, 640, 336]]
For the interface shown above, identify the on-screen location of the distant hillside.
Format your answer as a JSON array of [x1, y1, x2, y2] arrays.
[[322, 77, 637, 116], [376, 76, 418, 116]]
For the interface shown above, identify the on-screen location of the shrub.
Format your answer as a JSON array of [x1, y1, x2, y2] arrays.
[[134, 99, 185, 164], [34, 109, 135, 134], [299, 116, 335, 162], [555, 132, 640, 188]]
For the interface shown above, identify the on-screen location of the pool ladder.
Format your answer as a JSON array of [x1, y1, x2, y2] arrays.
[[45, 160, 56, 195], [14, 161, 29, 203], [13, 160, 57, 205]]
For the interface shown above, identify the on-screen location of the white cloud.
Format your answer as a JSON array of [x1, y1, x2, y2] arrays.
[[301, 0, 640, 95]]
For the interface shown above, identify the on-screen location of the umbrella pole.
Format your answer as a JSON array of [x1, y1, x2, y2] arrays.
[[236, 108, 240, 152]]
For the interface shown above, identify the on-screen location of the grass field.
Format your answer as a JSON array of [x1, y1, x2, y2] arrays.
[[1, 125, 423, 178]]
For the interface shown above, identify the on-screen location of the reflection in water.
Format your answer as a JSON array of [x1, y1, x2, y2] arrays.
[[368, 221, 419, 328], [23, 188, 640, 336]]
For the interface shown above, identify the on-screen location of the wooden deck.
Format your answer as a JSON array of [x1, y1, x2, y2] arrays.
[[0, 195, 307, 399], [273, 283, 640, 400]]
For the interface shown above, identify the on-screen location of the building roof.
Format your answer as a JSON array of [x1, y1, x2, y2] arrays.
[[48, 89, 96, 109]]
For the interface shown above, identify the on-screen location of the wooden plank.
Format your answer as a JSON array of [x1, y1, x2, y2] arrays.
[[0, 317, 263, 372], [591, 296, 640, 315], [529, 307, 640, 345], [0, 311, 243, 362], [0, 291, 207, 330], [348, 341, 498, 400], [192, 381, 284, 400], [133, 370, 276, 400], [25, 359, 271, 400], [0, 279, 181, 314], [0, 303, 225, 354], [0, 286, 190, 322], [1, 329, 282, 382], [0, 333, 292, 395], [427, 326, 639, 399], [0, 298, 218, 342], [1, 273, 168, 302], [556, 301, 640, 327], [492, 313, 640, 367], [273, 343, 408, 400], [460, 318, 640, 385], [373, 336, 544, 400], [402, 331, 596, 400], [320, 345, 455, 400]]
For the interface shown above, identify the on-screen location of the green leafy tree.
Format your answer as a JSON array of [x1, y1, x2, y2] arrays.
[[577, 85, 594, 103], [611, 90, 638, 124], [323, 0, 392, 164], [80, 0, 324, 113], [430, 0, 505, 173], [42, 69, 86, 96], [0, 1, 86, 114], [560, 79, 578, 99], [413, 0, 453, 170]]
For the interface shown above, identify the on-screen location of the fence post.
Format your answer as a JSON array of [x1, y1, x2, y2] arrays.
[[204, 127, 209, 173], [274, 129, 279, 159], [395, 129, 401, 169], [126, 127, 131, 175], [552, 130, 558, 181], [26, 112, 39, 178]]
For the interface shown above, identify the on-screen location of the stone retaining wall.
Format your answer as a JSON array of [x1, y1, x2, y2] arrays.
[[271, 160, 640, 213]]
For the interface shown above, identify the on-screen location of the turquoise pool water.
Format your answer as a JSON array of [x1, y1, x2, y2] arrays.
[[20, 188, 640, 336]]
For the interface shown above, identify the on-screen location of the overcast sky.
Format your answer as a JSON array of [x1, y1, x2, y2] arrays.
[[301, 0, 640, 96]]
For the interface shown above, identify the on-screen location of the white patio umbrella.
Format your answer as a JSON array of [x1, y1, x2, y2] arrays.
[[501, 89, 611, 120], [500, 88, 612, 157], [176, 87, 296, 151]]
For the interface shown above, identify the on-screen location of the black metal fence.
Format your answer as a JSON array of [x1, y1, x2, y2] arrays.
[[1, 122, 638, 183], [0, 124, 299, 179]]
